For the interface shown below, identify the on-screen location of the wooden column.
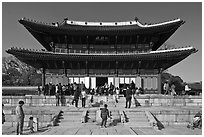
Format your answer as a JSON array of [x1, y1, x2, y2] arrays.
[[86, 36, 89, 54], [116, 61, 118, 76], [115, 35, 118, 54], [42, 68, 46, 90], [86, 60, 89, 76], [157, 73, 162, 94], [65, 35, 69, 53]]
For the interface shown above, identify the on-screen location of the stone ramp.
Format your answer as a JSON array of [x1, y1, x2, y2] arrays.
[[74, 123, 135, 135], [41, 122, 135, 135], [124, 110, 152, 127], [131, 127, 164, 135], [59, 110, 84, 125], [158, 125, 202, 135], [86, 109, 96, 123]]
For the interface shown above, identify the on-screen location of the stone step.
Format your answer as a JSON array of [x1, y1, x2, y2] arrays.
[[125, 111, 145, 114], [127, 116, 148, 119], [127, 118, 149, 122], [64, 112, 82, 114], [126, 122, 151, 127]]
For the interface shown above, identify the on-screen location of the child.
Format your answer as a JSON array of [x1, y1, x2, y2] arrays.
[[81, 88, 87, 108], [100, 104, 110, 128], [28, 117, 35, 133]]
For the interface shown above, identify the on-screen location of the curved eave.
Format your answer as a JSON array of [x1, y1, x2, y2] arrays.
[[19, 18, 184, 35], [6, 47, 196, 62], [6, 47, 197, 70]]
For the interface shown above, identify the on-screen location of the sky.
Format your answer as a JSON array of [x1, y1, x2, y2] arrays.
[[2, 2, 202, 83]]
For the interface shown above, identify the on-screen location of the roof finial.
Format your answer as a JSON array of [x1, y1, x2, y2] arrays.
[[135, 17, 139, 22]]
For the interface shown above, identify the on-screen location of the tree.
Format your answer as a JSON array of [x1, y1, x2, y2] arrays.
[[161, 72, 185, 95]]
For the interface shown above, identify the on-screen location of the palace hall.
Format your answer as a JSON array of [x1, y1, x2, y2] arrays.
[[6, 17, 197, 94]]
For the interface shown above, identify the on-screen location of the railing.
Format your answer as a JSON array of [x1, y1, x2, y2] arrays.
[[4, 109, 56, 128], [10, 46, 194, 55], [2, 95, 202, 107], [2, 95, 74, 106]]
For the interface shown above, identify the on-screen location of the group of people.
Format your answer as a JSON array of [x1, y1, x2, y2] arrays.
[[43, 82, 84, 96], [6, 101, 35, 135], [163, 81, 176, 96], [41, 80, 143, 108]]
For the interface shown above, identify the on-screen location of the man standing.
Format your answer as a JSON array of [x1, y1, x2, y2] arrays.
[[73, 86, 81, 107], [100, 104, 110, 128], [2, 104, 5, 124], [16, 100, 25, 135], [125, 86, 133, 108]]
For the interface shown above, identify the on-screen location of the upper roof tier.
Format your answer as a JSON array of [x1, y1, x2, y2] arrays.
[[18, 17, 185, 51]]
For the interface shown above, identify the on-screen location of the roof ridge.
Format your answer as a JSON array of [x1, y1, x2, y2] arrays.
[[19, 17, 183, 27]]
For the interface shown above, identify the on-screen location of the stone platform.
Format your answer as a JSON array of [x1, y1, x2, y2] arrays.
[[2, 95, 202, 135]]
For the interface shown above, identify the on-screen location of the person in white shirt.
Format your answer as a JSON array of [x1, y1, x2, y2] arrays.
[[81, 88, 87, 108], [16, 100, 25, 135]]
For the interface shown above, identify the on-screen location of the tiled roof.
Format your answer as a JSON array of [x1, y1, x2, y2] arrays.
[[19, 17, 184, 35]]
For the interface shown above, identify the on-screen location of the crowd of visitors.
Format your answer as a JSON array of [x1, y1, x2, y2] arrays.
[[40, 80, 144, 107]]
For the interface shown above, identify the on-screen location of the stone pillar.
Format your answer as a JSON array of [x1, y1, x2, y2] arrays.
[[42, 68, 46, 90], [157, 73, 162, 94]]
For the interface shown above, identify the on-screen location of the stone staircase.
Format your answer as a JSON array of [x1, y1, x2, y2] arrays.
[[124, 110, 151, 127], [86, 109, 97, 123], [107, 109, 121, 126], [59, 110, 84, 126]]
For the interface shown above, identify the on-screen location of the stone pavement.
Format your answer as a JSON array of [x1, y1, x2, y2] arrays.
[[2, 95, 202, 135]]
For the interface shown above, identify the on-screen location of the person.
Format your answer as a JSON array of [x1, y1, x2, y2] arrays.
[[72, 86, 81, 107], [2, 104, 5, 124], [55, 84, 60, 106], [27, 117, 35, 133], [125, 86, 132, 108], [104, 82, 109, 96], [185, 83, 191, 95], [112, 89, 118, 106], [116, 87, 120, 99], [163, 81, 169, 95], [81, 88, 87, 108], [122, 84, 127, 97], [130, 80, 135, 90], [109, 82, 115, 95], [171, 84, 176, 96], [16, 100, 25, 135], [136, 87, 140, 95], [61, 85, 66, 106], [187, 111, 202, 129], [37, 85, 41, 95], [48, 82, 52, 96], [100, 104, 110, 128]]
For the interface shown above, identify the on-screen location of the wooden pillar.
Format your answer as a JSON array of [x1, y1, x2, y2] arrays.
[[42, 68, 46, 90], [86, 60, 89, 76], [116, 61, 118, 76], [65, 35, 69, 53], [157, 73, 162, 94], [115, 36, 118, 54], [86, 36, 89, 54]]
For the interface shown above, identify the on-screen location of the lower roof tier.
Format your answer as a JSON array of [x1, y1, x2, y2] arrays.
[[6, 47, 197, 71]]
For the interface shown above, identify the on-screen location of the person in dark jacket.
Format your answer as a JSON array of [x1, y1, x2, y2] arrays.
[[72, 86, 81, 107], [125, 86, 133, 108], [2, 104, 5, 124], [100, 104, 110, 128]]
